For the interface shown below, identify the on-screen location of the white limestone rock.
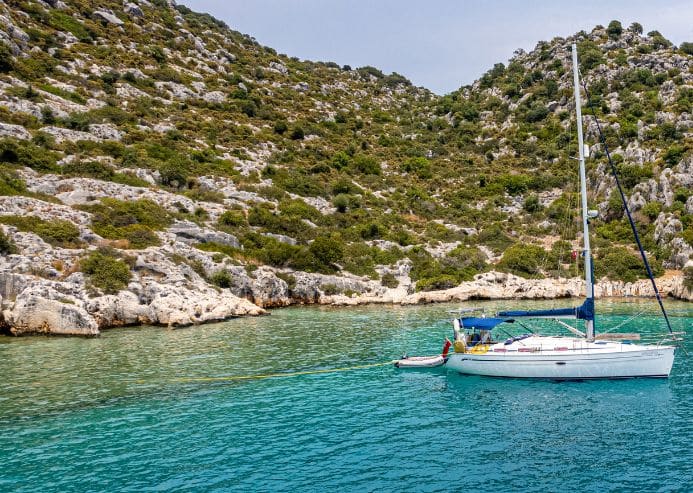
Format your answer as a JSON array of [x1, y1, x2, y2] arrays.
[[0, 122, 30, 140], [83, 291, 148, 328], [202, 90, 226, 104], [268, 61, 288, 75], [140, 280, 264, 326], [39, 126, 101, 143], [89, 123, 123, 141], [4, 291, 99, 336], [124, 2, 144, 17], [168, 220, 240, 248], [93, 9, 124, 26]]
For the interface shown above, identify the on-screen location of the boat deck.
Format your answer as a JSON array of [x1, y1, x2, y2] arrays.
[[473, 335, 671, 356]]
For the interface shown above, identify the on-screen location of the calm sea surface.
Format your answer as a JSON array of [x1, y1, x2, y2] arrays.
[[1, 299, 691, 492]]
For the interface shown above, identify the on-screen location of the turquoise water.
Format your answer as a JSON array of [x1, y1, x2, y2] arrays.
[[1, 300, 691, 492]]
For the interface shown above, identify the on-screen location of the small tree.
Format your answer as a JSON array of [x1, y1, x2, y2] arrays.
[[629, 22, 643, 34], [607, 20, 623, 39]]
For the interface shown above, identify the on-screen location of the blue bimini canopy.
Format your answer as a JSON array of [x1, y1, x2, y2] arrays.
[[497, 298, 594, 321], [460, 317, 514, 330]]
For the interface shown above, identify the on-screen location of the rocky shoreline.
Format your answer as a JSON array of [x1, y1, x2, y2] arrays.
[[1, 266, 689, 337]]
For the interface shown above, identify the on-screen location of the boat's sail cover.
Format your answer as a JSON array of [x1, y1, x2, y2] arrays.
[[497, 298, 594, 321], [460, 317, 514, 330]]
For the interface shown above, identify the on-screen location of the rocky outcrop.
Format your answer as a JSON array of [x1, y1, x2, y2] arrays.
[[93, 9, 124, 26], [0, 265, 266, 336], [322, 271, 693, 306], [3, 291, 99, 336], [168, 220, 240, 248], [0, 122, 31, 140], [124, 2, 144, 17]]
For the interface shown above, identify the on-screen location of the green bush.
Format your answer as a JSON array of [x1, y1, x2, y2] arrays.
[[272, 169, 325, 197], [0, 229, 17, 254], [616, 162, 653, 189], [641, 201, 662, 221], [99, 224, 160, 249], [81, 249, 131, 294], [321, 283, 341, 295], [662, 145, 685, 167], [523, 194, 542, 213], [333, 194, 350, 213], [497, 174, 531, 195], [48, 10, 93, 42], [595, 246, 662, 282], [497, 243, 547, 278], [276, 272, 297, 290], [0, 42, 13, 72], [340, 242, 379, 278], [83, 199, 171, 249], [478, 224, 515, 254], [400, 157, 432, 179], [0, 169, 28, 196], [290, 126, 305, 140], [218, 210, 247, 228], [309, 236, 344, 266], [158, 158, 190, 188], [629, 22, 643, 34], [351, 155, 381, 175], [210, 269, 232, 288], [442, 245, 488, 281], [0, 215, 81, 248], [61, 161, 149, 187], [278, 199, 320, 220], [195, 241, 242, 259], [381, 272, 399, 288], [416, 274, 459, 292], [578, 40, 604, 71], [525, 103, 549, 123], [331, 151, 351, 170], [0, 139, 59, 172]]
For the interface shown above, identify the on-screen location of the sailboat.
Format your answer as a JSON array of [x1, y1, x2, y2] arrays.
[[444, 44, 679, 379]]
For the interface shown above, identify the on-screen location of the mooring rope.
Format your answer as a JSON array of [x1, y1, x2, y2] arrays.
[[138, 360, 396, 385]]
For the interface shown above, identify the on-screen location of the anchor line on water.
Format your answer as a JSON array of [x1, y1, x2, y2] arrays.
[[137, 360, 396, 385]]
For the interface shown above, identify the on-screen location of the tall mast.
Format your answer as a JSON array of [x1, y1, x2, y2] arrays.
[[571, 43, 595, 340]]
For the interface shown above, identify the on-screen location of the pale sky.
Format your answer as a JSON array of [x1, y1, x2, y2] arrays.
[[181, 0, 693, 94]]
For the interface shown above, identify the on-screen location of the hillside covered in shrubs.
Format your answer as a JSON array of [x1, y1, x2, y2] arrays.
[[0, 1, 691, 334]]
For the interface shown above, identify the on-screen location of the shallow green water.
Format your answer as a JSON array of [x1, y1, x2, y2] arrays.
[[1, 299, 691, 492]]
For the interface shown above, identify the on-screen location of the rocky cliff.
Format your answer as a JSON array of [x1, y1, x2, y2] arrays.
[[0, 2, 691, 335]]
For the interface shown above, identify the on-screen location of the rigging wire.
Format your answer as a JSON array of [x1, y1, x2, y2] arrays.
[[597, 308, 649, 334], [578, 75, 674, 334]]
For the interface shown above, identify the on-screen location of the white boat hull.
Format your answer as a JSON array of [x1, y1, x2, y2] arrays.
[[445, 337, 676, 379]]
